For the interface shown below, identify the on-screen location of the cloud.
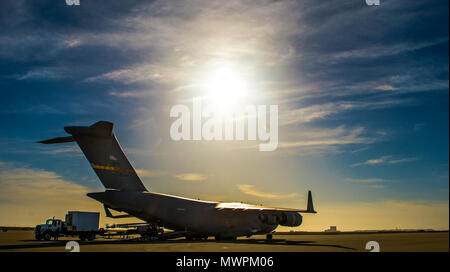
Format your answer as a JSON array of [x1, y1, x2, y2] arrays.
[[37, 145, 82, 157], [344, 178, 390, 184], [86, 64, 164, 84], [237, 184, 298, 199], [280, 99, 410, 126], [1, 104, 65, 115], [18, 68, 64, 80], [351, 156, 419, 167], [0, 162, 142, 227], [64, 38, 83, 48], [109, 90, 155, 98], [175, 173, 207, 181], [0, 163, 93, 226], [321, 38, 449, 62], [135, 169, 166, 178], [375, 84, 398, 91], [351, 156, 391, 167], [388, 157, 419, 164], [368, 184, 385, 189], [278, 126, 372, 151]]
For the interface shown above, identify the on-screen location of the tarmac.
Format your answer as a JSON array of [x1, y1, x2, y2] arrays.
[[0, 230, 447, 252]]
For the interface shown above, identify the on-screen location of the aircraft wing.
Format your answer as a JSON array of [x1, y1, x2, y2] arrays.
[[215, 190, 317, 213]]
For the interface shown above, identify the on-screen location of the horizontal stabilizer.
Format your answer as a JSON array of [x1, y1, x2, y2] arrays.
[[104, 205, 134, 218], [38, 136, 75, 144]]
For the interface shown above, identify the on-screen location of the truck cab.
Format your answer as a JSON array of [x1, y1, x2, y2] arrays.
[[35, 218, 65, 241]]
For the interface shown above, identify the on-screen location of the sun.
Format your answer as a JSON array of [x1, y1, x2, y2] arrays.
[[204, 65, 247, 111]]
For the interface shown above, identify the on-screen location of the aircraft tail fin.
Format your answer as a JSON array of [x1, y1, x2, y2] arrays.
[[306, 190, 316, 213], [296, 190, 317, 213], [39, 121, 147, 192]]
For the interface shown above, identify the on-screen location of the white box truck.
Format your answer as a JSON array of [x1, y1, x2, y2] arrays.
[[35, 211, 101, 241]]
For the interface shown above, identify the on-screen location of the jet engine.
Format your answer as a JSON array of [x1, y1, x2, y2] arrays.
[[258, 214, 278, 225], [258, 212, 302, 227], [278, 212, 302, 227]]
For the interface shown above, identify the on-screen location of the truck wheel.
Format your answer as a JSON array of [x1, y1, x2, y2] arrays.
[[35, 235, 42, 241], [43, 232, 52, 241], [87, 233, 96, 241], [79, 234, 86, 241]]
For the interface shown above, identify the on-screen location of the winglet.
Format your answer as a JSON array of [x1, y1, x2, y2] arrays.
[[306, 190, 316, 213]]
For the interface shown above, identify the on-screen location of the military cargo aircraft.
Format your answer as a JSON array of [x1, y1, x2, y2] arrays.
[[39, 121, 316, 240]]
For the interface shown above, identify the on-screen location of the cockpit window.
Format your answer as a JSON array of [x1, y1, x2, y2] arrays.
[[46, 219, 53, 225]]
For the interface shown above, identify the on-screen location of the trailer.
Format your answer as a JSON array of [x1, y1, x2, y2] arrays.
[[34, 211, 181, 241]]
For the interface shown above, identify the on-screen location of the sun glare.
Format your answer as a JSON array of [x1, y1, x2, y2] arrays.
[[204, 66, 247, 111]]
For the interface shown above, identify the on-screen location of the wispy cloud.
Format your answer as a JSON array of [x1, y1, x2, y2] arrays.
[[280, 99, 410, 126], [351, 156, 419, 167], [344, 178, 390, 184], [321, 38, 449, 62], [388, 157, 419, 164], [278, 126, 372, 150], [375, 84, 398, 91], [37, 145, 82, 157], [175, 173, 207, 181], [237, 184, 298, 199], [18, 68, 64, 80], [0, 161, 141, 226], [351, 156, 391, 167], [368, 184, 385, 189], [135, 169, 166, 178], [1, 104, 65, 115]]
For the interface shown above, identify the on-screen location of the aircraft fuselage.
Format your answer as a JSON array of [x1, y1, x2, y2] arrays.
[[88, 190, 278, 238]]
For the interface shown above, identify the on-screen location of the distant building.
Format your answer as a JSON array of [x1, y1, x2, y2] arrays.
[[324, 226, 339, 232]]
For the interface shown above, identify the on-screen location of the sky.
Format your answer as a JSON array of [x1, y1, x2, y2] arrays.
[[0, 0, 448, 231]]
